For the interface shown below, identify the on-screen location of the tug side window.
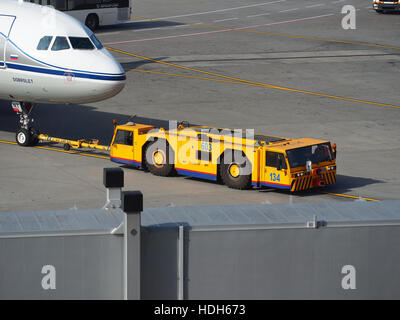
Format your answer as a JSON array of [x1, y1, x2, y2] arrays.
[[114, 130, 133, 146], [266, 151, 287, 169]]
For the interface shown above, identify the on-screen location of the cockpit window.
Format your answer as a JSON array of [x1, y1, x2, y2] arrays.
[[51, 37, 70, 51], [83, 24, 104, 50], [89, 34, 104, 50], [69, 37, 95, 50], [37, 36, 53, 50]]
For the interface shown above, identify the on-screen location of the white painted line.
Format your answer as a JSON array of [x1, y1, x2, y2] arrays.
[[214, 17, 239, 22], [331, 0, 346, 3], [247, 12, 271, 18], [306, 4, 325, 8], [105, 13, 335, 45], [130, 0, 286, 21], [134, 27, 161, 32], [279, 8, 299, 13], [173, 25, 189, 28]]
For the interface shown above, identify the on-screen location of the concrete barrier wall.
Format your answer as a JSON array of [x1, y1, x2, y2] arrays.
[[0, 235, 123, 299], [140, 224, 400, 300], [141, 229, 179, 300], [2, 201, 400, 299]]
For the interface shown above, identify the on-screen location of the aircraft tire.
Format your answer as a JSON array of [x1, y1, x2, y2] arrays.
[[16, 128, 32, 147], [30, 128, 39, 146]]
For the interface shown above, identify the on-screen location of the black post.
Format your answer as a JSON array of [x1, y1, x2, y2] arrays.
[[122, 191, 143, 300]]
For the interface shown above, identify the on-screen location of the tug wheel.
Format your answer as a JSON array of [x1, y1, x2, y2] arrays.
[[220, 151, 252, 190], [145, 140, 175, 176]]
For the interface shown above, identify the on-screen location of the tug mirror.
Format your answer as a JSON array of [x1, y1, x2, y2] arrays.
[[332, 143, 337, 160], [277, 158, 283, 171], [306, 160, 312, 173]]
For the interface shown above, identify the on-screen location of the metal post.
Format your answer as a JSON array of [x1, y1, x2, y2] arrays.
[[104, 188, 122, 210], [103, 168, 124, 210], [122, 191, 143, 300], [177, 225, 185, 300]]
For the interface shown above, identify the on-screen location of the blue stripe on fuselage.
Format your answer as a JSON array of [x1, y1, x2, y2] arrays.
[[7, 62, 126, 81]]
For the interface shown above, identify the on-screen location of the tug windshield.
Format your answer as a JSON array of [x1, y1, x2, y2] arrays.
[[287, 143, 332, 168]]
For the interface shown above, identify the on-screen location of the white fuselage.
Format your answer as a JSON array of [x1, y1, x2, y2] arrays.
[[0, 0, 126, 104]]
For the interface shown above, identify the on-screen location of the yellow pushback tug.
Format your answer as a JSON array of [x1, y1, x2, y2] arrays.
[[105, 119, 337, 191], [38, 118, 336, 191]]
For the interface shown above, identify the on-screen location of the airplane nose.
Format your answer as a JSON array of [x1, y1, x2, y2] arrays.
[[103, 48, 126, 75], [89, 51, 126, 101], [62, 49, 126, 104], [101, 50, 126, 96], [104, 78, 126, 99], [86, 75, 126, 102]]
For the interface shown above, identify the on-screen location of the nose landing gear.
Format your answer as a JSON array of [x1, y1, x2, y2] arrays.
[[12, 102, 39, 147]]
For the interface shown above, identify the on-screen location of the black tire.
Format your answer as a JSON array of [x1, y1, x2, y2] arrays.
[[145, 140, 175, 176], [30, 128, 39, 146], [375, 9, 384, 13], [16, 128, 32, 147], [85, 14, 99, 30], [219, 151, 252, 190]]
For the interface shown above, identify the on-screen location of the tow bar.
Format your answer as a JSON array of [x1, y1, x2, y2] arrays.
[[38, 134, 110, 152]]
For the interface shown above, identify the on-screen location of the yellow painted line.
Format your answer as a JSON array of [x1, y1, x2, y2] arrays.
[[131, 16, 400, 52], [324, 192, 380, 202], [130, 69, 267, 86], [0, 140, 110, 160], [112, 48, 400, 109], [0, 140, 17, 145]]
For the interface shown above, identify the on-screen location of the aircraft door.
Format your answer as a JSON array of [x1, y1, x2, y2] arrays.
[[0, 15, 15, 69]]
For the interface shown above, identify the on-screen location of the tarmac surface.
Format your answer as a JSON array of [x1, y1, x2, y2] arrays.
[[0, 0, 399, 211]]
